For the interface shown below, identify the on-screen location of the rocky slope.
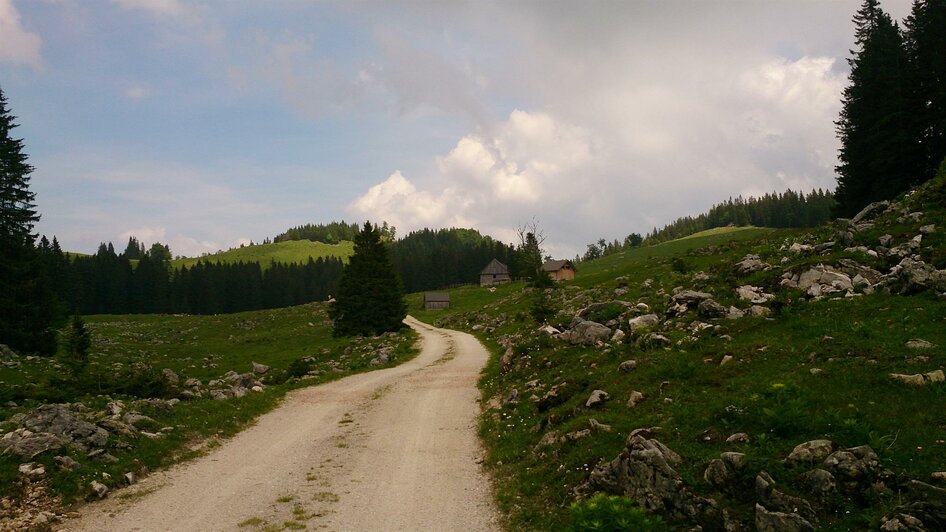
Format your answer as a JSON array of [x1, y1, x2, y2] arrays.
[[421, 173, 946, 530]]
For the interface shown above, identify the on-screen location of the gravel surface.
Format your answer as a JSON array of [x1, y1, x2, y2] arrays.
[[60, 316, 501, 531]]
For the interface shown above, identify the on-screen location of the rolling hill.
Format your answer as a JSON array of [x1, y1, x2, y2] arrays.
[[171, 239, 354, 270]]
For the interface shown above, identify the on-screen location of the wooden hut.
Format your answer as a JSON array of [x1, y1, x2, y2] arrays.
[[479, 259, 511, 287], [542, 259, 577, 282], [424, 292, 450, 310]]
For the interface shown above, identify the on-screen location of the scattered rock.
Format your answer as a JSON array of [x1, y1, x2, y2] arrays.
[[919, 224, 936, 235], [704, 459, 732, 488], [905, 339, 934, 350], [610, 329, 626, 343], [585, 390, 610, 408], [161, 368, 179, 386], [503, 388, 519, 406], [588, 418, 612, 432], [889, 370, 945, 386], [720, 355, 733, 366], [735, 255, 771, 274], [698, 299, 729, 319], [0, 429, 64, 460], [822, 445, 892, 495], [755, 471, 816, 521], [122, 413, 158, 430], [88, 481, 109, 500], [736, 285, 775, 304], [535, 431, 561, 448], [54, 455, 82, 471], [618, 359, 638, 372], [626, 391, 645, 408], [800, 468, 836, 500], [851, 201, 889, 223], [628, 314, 660, 333], [748, 305, 772, 318], [18, 462, 45, 479], [881, 480, 946, 531], [673, 290, 714, 307], [721, 452, 746, 470], [639, 332, 672, 349], [755, 503, 814, 532], [786, 439, 834, 465], [726, 433, 750, 444], [537, 325, 560, 336], [561, 320, 612, 346], [97, 418, 138, 439]]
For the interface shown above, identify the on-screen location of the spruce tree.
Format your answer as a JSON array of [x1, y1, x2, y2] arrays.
[[0, 87, 60, 354], [905, 0, 946, 178], [834, 0, 923, 217], [329, 222, 407, 337]]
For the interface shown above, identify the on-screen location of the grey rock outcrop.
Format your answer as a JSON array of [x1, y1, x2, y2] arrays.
[[560, 320, 612, 346], [16, 404, 108, 452], [755, 503, 814, 532], [822, 445, 893, 495], [698, 299, 729, 319], [0, 429, 64, 459], [881, 481, 946, 531], [786, 439, 834, 465], [628, 314, 660, 333], [851, 201, 889, 223], [735, 255, 771, 274], [589, 431, 719, 525], [585, 389, 609, 408]]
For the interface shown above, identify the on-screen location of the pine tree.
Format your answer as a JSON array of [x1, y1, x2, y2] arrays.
[[60, 314, 91, 379], [905, 0, 946, 178], [329, 222, 407, 336], [0, 88, 37, 244], [0, 87, 61, 354], [835, 0, 923, 217]]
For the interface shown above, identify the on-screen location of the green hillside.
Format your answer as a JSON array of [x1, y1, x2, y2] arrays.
[[172, 239, 354, 269], [410, 173, 946, 530]]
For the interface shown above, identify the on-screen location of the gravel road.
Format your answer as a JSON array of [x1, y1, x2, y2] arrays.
[[61, 316, 501, 531]]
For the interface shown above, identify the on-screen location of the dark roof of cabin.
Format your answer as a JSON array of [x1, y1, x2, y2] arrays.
[[480, 259, 510, 275], [424, 292, 450, 302], [542, 259, 575, 272]]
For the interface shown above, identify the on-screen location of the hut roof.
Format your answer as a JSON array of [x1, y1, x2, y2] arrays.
[[424, 292, 450, 302], [480, 259, 509, 275], [542, 259, 575, 272]]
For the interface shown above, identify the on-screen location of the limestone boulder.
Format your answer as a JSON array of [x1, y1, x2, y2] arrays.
[[628, 314, 660, 334], [589, 432, 719, 524]]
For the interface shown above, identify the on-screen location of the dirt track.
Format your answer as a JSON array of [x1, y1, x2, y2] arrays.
[[61, 316, 500, 531]]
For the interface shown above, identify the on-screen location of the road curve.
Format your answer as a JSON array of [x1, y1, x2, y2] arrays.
[[61, 316, 500, 532]]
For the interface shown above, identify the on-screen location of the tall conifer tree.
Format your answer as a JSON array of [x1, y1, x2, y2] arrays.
[[329, 222, 406, 337], [905, 0, 946, 177], [0, 87, 60, 354], [834, 0, 922, 217]]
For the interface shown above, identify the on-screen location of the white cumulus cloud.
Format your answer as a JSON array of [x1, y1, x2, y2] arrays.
[[0, 0, 42, 68]]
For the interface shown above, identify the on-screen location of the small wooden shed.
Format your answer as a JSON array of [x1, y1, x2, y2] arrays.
[[424, 292, 450, 310], [480, 259, 511, 287], [542, 259, 577, 282]]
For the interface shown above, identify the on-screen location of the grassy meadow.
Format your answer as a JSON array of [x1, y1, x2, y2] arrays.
[[0, 302, 416, 505]]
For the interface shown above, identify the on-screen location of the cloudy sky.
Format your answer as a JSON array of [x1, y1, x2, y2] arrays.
[[1, 0, 914, 258]]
